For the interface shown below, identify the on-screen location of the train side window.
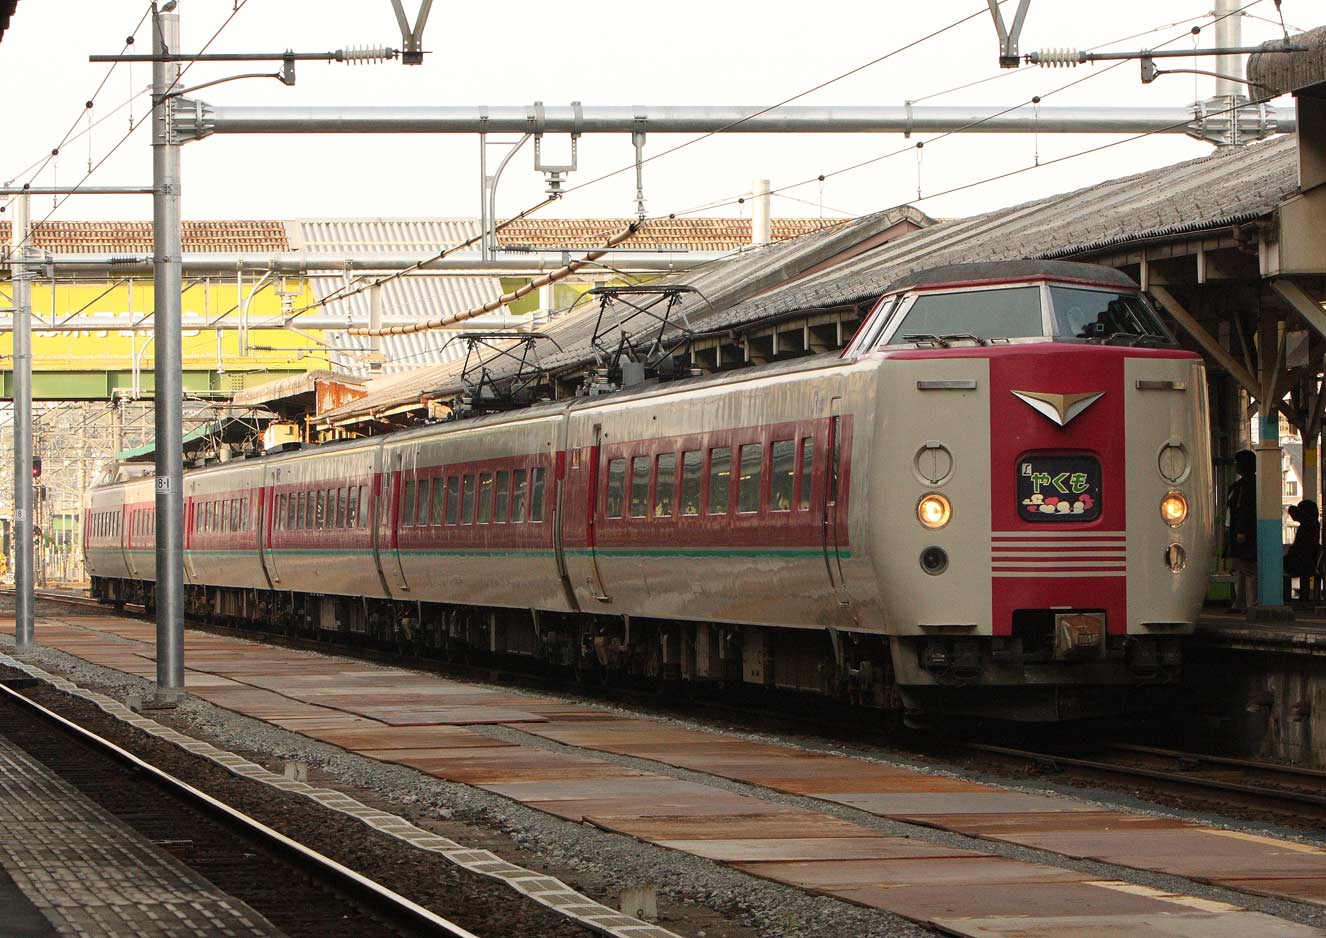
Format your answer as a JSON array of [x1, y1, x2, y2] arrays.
[[462, 475, 476, 524], [798, 437, 815, 511], [629, 456, 650, 518], [285, 493, 294, 529], [738, 443, 762, 513], [416, 479, 431, 526], [478, 473, 493, 524], [345, 488, 357, 528], [446, 476, 459, 524], [511, 468, 527, 522], [606, 459, 626, 519], [402, 481, 416, 527], [431, 476, 446, 525], [708, 447, 731, 515], [241, 499, 249, 531], [530, 467, 546, 522], [317, 490, 328, 529], [231, 499, 240, 531], [829, 417, 841, 504], [655, 453, 676, 518], [337, 487, 349, 528], [771, 440, 795, 511], [360, 485, 370, 527], [494, 470, 510, 523], [680, 451, 702, 516], [306, 490, 317, 529]]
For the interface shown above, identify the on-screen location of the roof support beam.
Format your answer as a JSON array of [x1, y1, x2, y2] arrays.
[[1271, 278, 1326, 341], [1150, 285, 1261, 401]]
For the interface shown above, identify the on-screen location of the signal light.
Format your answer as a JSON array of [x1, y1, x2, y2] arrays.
[[31, 457, 41, 479]]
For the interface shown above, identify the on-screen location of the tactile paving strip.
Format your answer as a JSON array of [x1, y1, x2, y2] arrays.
[[0, 735, 280, 938], [0, 653, 681, 938]]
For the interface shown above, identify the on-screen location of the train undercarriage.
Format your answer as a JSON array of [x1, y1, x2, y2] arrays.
[[89, 575, 1184, 723]]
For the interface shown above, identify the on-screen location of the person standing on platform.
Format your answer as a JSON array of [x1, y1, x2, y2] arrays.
[[1227, 449, 1258, 613], [1284, 499, 1321, 601]]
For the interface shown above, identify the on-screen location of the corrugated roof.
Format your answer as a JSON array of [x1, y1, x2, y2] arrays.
[[286, 218, 517, 375], [0, 220, 288, 253]]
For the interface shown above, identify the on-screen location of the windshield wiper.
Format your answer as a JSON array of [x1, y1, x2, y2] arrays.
[[903, 333, 949, 347], [938, 333, 988, 346]]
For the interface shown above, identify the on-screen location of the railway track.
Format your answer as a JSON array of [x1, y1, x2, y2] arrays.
[[0, 666, 480, 938]]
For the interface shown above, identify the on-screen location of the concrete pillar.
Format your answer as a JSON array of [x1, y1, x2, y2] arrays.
[[751, 179, 771, 246]]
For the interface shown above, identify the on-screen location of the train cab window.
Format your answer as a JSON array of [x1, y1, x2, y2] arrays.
[[338, 487, 350, 528], [494, 470, 510, 523], [445, 476, 459, 524], [415, 480, 430, 526], [462, 475, 476, 524], [771, 440, 795, 511], [478, 473, 493, 524], [1049, 286, 1170, 344], [431, 477, 446, 525], [798, 437, 815, 510], [530, 467, 546, 522], [655, 453, 676, 518], [738, 444, 763, 513], [680, 451, 702, 516], [708, 448, 731, 515], [511, 468, 528, 522], [606, 459, 626, 519], [885, 286, 1042, 344], [629, 457, 650, 518], [402, 481, 416, 527]]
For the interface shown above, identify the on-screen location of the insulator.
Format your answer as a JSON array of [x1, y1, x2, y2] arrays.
[[336, 46, 394, 65], [1034, 48, 1083, 67]]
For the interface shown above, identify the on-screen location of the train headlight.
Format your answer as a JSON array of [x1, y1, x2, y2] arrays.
[[917, 493, 952, 529], [1160, 491, 1188, 527]]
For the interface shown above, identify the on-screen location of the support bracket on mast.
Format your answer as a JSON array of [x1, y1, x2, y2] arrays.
[[388, 0, 433, 65], [987, 0, 1032, 68]]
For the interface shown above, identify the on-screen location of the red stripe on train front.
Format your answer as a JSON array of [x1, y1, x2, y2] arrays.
[[988, 348, 1128, 636]]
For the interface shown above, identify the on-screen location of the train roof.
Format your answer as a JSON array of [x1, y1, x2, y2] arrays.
[[886, 260, 1138, 294]]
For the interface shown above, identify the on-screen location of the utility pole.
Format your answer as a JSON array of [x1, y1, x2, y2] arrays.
[[12, 191, 33, 653], [152, 5, 185, 704]]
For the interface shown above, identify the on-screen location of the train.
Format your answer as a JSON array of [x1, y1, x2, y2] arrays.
[[85, 260, 1214, 723]]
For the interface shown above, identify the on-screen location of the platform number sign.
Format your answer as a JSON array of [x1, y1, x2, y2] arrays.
[[155, 476, 172, 494], [1017, 455, 1101, 522]]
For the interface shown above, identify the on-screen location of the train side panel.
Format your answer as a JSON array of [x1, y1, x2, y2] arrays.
[[184, 462, 266, 590], [562, 361, 867, 630], [261, 443, 386, 601]]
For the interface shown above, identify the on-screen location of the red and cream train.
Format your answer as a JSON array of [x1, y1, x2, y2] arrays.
[[86, 260, 1214, 722]]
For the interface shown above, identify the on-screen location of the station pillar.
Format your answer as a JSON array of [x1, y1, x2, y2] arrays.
[[1255, 409, 1287, 610]]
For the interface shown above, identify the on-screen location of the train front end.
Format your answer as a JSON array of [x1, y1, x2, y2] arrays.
[[852, 261, 1213, 722]]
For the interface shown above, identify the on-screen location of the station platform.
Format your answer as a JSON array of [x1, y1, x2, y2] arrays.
[[0, 724, 280, 937], [8, 614, 1326, 938]]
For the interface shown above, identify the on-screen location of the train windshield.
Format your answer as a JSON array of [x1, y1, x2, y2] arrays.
[[1050, 287, 1171, 345], [884, 286, 1043, 345]]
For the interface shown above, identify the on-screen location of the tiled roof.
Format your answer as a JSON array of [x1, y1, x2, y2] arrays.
[[715, 134, 1298, 328], [496, 217, 845, 251], [0, 216, 835, 255], [0, 220, 289, 253]]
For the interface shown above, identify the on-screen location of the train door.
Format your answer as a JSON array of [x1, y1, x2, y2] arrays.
[[552, 417, 580, 611], [824, 397, 851, 605], [125, 506, 138, 579], [585, 424, 611, 602], [380, 449, 410, 594], [183, 495, 197, 583], [261, 469, 280, 586]]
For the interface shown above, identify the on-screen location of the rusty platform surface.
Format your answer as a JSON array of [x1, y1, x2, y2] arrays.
[[18, 613, 1326, 938]]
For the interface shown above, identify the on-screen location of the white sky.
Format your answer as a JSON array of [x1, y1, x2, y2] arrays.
[[0, 1, 1309, 226]]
